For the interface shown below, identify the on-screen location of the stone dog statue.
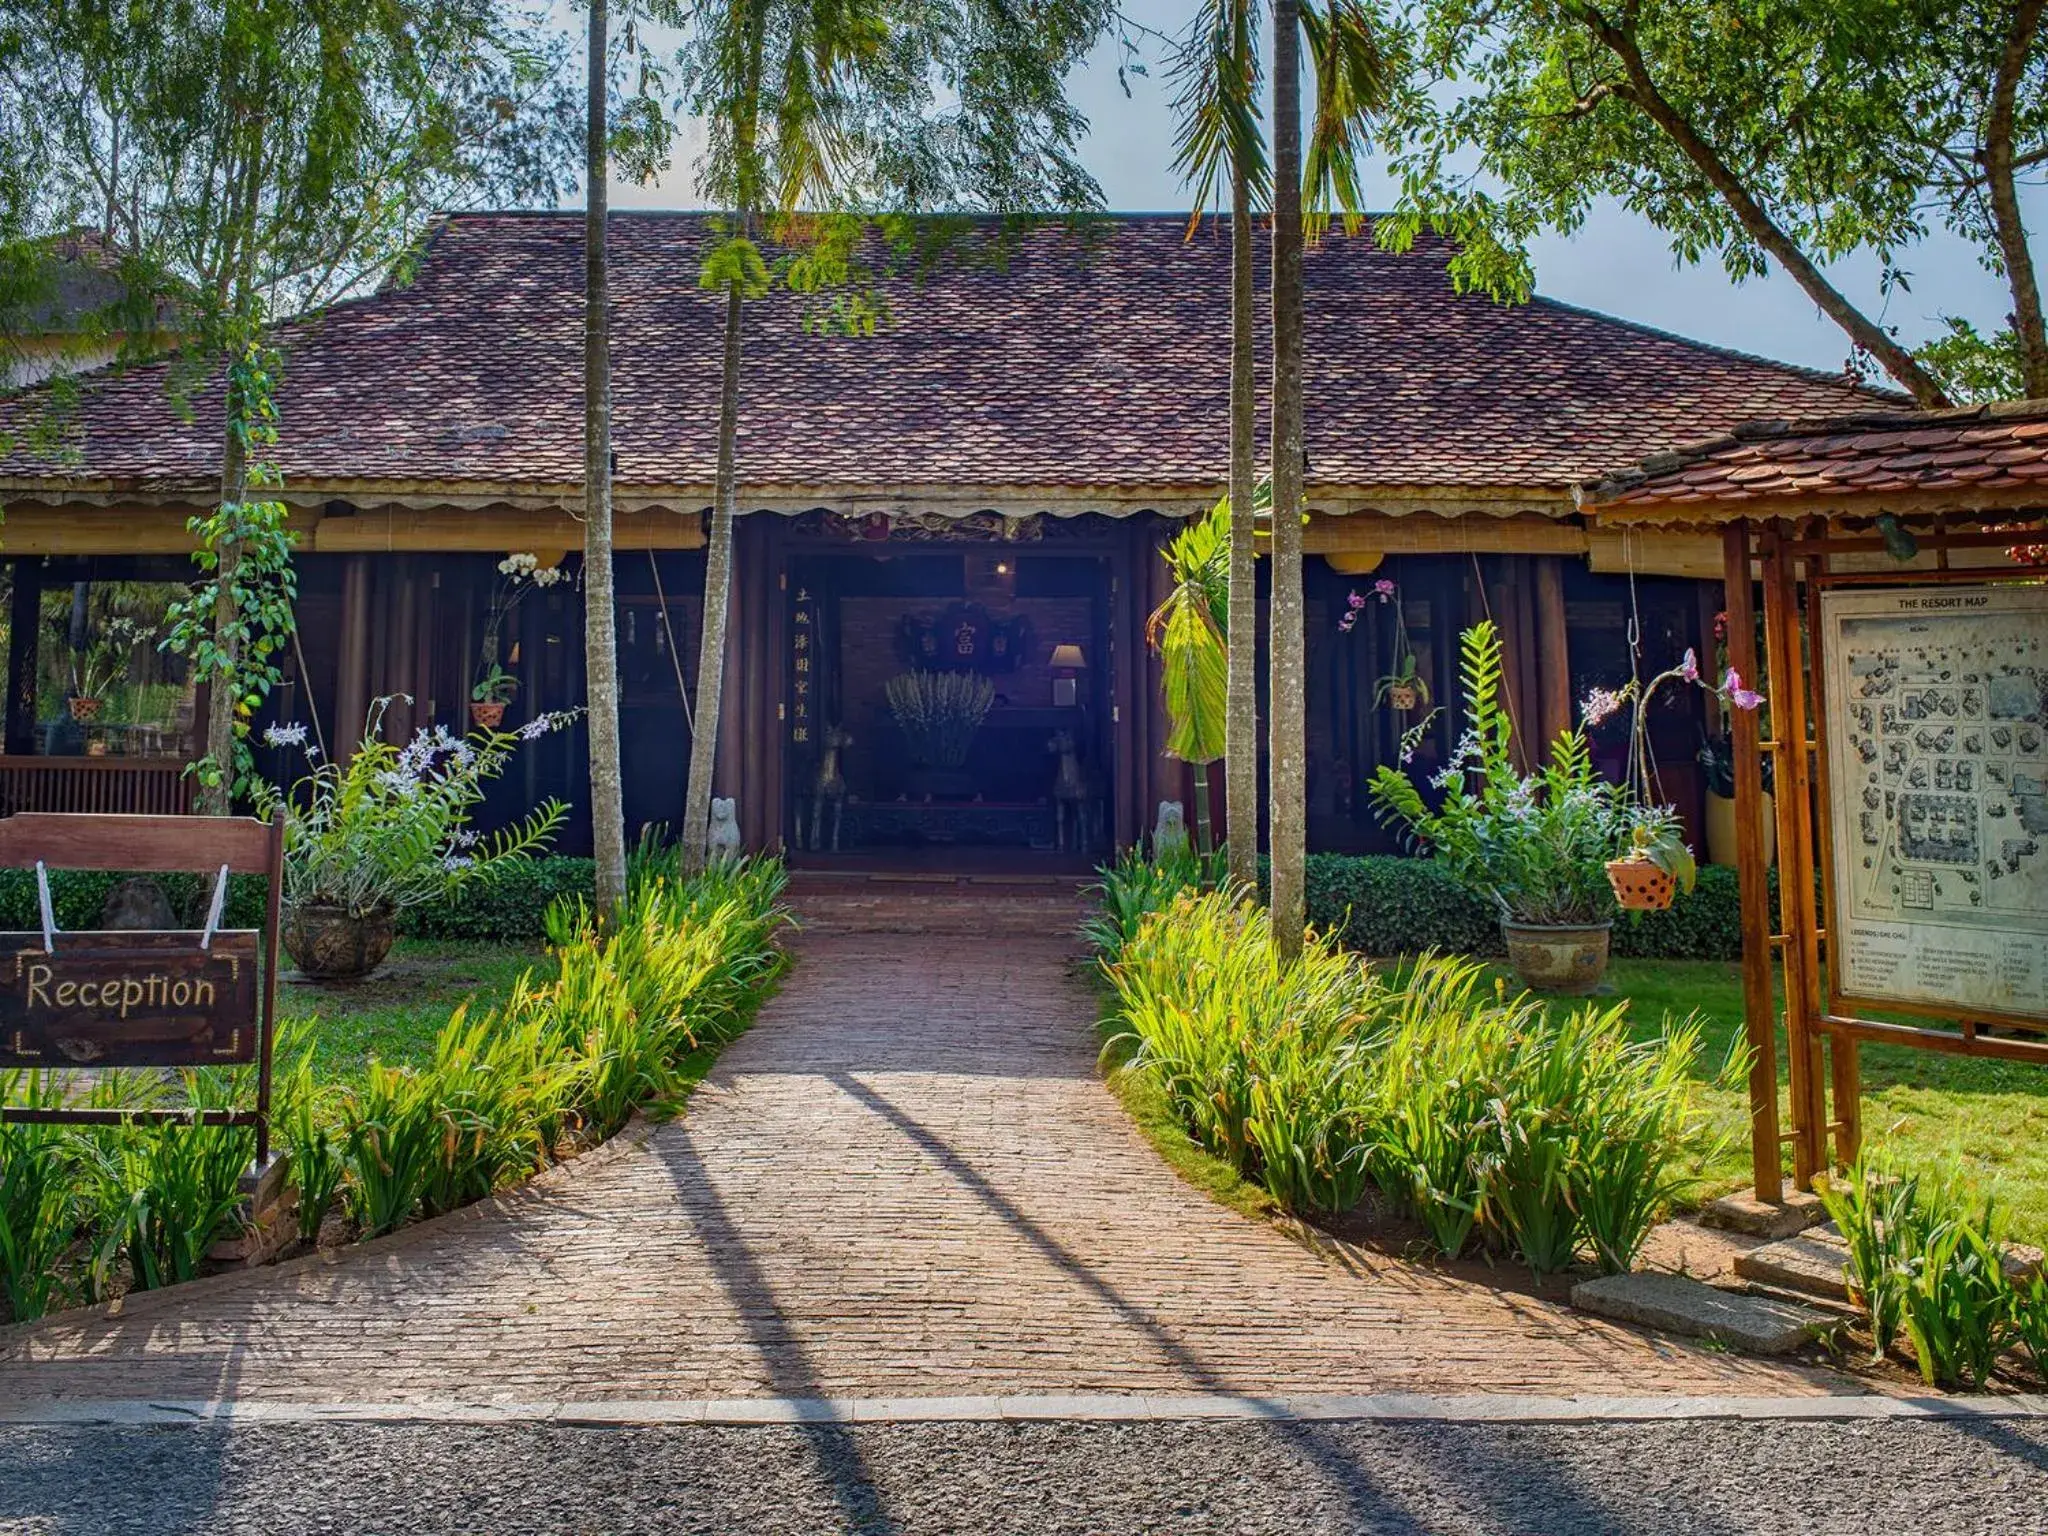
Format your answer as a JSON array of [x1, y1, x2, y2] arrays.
[[1151, 800, 1190, 862], [706, 797, 743, 863]]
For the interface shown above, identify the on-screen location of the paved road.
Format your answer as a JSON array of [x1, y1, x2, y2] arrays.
[[1, 884, 1844, 1406], [4, 1417, 2046, 1534]]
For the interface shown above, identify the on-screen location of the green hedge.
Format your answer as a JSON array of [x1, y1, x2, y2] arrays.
[[1289, 853, 1773, 963], [401, 858, 598, 942], [0, 868, 269, 933]]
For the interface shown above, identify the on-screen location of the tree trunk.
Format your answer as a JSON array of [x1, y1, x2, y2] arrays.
[[681, 281, 744, 874], [1224, 155, 1260, 891], [1986, 0, 2048, 397], [1587, 14, 1952, 407], [584, 0, 628, 906], [196, 413, 246, 816], [1268, 0, 1307, 961]]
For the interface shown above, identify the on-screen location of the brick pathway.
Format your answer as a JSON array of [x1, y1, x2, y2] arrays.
[[0, 879, 1859, 1406]]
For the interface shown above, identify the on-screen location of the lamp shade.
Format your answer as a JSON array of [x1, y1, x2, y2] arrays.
[[1049, 643, 1088, 670]]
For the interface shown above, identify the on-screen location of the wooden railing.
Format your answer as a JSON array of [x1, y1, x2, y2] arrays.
[[0, 758, 194, 818]]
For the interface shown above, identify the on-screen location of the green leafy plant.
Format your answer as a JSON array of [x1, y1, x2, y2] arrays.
[[255, 702, 572, 924], [277, 1028, 345, 1246], [85, 1074, 254, 1293], [1081, 843, 1230, 963], [0, 1070, 80, 1321], [1146, 498, 1230, 849], [1370, 622, 1630, 926], [2012, 1271, 2048, 1384], [1900, 1211, 2012, 1391], [1816, 1160, 1936, 1363], [884, 670, 994, 769]]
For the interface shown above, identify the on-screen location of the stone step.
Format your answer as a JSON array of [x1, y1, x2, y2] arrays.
[[1733, 1230, 1853, 1302], [1572, 1271, 1840, 1357]]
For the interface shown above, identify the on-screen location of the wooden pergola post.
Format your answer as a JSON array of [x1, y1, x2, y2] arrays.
[[1721, 521, 1784, 1200]]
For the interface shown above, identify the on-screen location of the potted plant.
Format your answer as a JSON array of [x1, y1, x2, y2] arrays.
[[885, 669, 994, 798], [67, 616, 155, 723], [471, 661, 518, 730], [1341, 576, 1430, 713], [1581, 641, 1765, 903], [1370, 622, 1629, 994], [471, 553, 566, 729], [254, 705, 574, 980]]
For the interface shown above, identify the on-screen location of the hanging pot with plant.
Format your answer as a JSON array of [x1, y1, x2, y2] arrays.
[[1374, 653, 1430, 714], [1605, 815, 1696, 912]]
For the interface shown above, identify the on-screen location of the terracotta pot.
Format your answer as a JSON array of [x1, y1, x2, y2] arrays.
[[469, 700, 508, 731], [1704, 790, 1775, 869], [1501, 919, 1612, 995], [1606, 857, 1676, 911], [1387, 683, 1419, 712], [68, 696, 102, 722], [282, 903, 397, 981]]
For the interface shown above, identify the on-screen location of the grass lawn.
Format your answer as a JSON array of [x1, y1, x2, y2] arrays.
[[1514, 958, 2048, 1243], [280, 940, 541, 1086]]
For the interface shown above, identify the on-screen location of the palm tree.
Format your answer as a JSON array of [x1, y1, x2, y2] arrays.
[[584, 0, 629, 905], [1147, 499, 1230, 853], [1170, 0, 1400, 953], [676, 0, 1115, 872]]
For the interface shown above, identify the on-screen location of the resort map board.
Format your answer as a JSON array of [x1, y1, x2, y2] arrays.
[[1821, 584, 2048, 1024]]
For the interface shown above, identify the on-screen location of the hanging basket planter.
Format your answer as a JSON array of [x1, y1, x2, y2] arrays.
[[470, 700, 508, 731], [68, 695, 103, 722], [1385, 682, 1420, 712], [1606, 856, 1677, 912]]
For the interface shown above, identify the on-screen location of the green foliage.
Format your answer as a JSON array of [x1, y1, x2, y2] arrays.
[[1369, 622, 1630, 926], [0, 867, 268, 933], [254, 705, 570, 921], [83, 1073, 254, 1293], [1818, 1159, 2042, 1388], [403, 858, 598, 941], [0, 1070, 78, 1321], [2014, 1272, 2048, 1384], [325, 854, 789, 1238], [277, 1042, 344, 1246], [1148, 499, 1230, 768], [1101, 890, 1710, 1262], [1080, 843, 1231, 964], [1915, 317, 2024, 404], [1299, 852, 1501, 957]]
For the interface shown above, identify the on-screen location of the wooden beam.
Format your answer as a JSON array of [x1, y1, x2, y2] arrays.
[[1307, 513, 1586, 557], [1723, 520, 1784, 1201], [335, 555, 372, 759], [6, 556, 42, 756], [1584, 528, 1726, 580], [1591, 484, 2048, 525], [0, 503, 706, 555]]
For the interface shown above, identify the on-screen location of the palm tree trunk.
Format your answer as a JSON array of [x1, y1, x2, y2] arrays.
[[1224, 156, 1259, 890], [681, 281, 743, 874], [1268, 0, 1307, 961], [584, 0, 628, 906]]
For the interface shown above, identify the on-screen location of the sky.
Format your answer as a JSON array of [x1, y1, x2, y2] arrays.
[[601, 0, 2028, 382]]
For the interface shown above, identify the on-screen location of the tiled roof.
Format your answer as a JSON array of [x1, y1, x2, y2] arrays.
[[1, 212, 1887, 501], [1576, 400, 2048, 519]]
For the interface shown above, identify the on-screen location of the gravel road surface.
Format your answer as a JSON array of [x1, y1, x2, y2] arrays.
[[4, 1417, 2045, 1535]]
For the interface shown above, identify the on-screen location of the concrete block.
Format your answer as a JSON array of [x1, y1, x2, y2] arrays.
[[1573, 1271, 1837, 1357], [1733, 1231, 1852, 1301], [1700, 1186, 1827, 1239]]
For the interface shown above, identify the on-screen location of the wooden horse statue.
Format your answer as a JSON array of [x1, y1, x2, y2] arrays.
[[1048, 731, 1094, 853], [799, 725, 852, 852]]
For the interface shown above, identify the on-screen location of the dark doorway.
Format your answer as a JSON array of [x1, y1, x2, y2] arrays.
[[783, 542, 1113, 868]]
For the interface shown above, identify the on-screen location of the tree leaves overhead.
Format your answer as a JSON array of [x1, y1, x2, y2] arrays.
[[1378, 0, 2048, 401]]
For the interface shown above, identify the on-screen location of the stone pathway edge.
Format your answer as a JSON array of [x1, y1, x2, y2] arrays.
[[6, 1392, 2044, 1429]]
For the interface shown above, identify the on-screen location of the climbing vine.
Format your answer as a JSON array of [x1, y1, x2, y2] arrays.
[[161, 335, 299, 803]]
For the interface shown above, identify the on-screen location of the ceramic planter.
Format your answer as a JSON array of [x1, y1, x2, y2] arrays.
[[1386, 683, 1419, 712], [68, 696, 103, 722], [470, 700, 509, 731], [1605, 856, 1677, 911], [1500, 919, 1612, 995], [1705, 790, 1775, 869], [282, 902, 397, 981]]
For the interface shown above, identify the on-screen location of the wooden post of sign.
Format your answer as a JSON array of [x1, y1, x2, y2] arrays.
[[1723, 522, 1785, 1201], [256, 812, 283, 1168], [1802, 523, 1860, 1166], [1760, 525, 1829, 1188]]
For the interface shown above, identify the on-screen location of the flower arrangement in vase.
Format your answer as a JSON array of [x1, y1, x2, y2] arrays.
[[472, 553, 566, 728]]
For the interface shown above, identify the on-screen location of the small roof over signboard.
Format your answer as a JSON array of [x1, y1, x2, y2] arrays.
[[1574, 400, 2048, 524]]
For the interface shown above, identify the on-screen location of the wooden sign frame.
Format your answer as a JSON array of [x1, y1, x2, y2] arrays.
[[0, 812, 284, 1163]]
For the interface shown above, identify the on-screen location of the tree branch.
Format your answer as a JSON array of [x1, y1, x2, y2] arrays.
[[1983, 0, 2048, 395]]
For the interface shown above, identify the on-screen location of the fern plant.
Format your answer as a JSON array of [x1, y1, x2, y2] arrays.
[[1368, 622, 1630, 925]]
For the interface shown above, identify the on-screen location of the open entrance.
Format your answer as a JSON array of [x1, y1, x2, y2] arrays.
[[783, 533, 1114, 872]]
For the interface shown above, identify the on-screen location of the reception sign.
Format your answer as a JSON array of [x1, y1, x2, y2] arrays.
[[0, 929, 260, 1067]]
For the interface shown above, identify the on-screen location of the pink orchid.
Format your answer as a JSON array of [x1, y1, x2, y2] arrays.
[[1347, 590, 1368, 611], [1373, 577, 1398, 602], [1721, 669, 1765, 711], [1679, 647, 1699, 684], [1580, 686, 1626, 726]]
